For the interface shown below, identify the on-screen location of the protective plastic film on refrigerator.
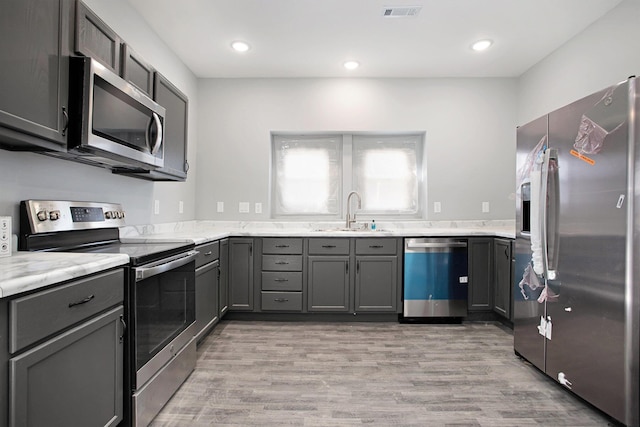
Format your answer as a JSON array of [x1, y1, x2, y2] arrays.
[[513, 77, 639, 426]]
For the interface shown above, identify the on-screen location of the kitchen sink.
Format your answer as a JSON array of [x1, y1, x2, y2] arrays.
[[313, 227, 387, 232]]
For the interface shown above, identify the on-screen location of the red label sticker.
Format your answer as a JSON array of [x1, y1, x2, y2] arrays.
[[570, 149, 595, 166]]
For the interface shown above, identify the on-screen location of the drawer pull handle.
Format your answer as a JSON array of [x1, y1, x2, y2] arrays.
[[274, 298, 289, 302], [275, 261, 289, 265], [68, 294, 95, 308], [322, 245, 336, 248], [275, 245, 290, 248], [369, 245, 384, 248], [204, 251, 213, 256], [274, 278, 289, 282]]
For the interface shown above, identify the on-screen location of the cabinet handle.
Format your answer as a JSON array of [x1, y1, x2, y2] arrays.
[[369, 245, 384, 249], [357, 260, 360, 273], [274, 298, 289, 303], [346, 262, 349, 274], [217, 268, 221, 279], [119, 315, 126, 343], [249, 245, 252, 255], [184, 160, 190, 172], [275, 261, 289, 265], [62, 107, 69, 136], [275, 245, 290, 248], [68, 294, 95, 308], [274, 278, 289, 282], [204, 251, 213, 256], [322, 245, 336, 248], [504, 247, 509, 259]]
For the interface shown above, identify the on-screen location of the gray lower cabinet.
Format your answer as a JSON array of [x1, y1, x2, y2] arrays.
[[229, 238, 254, 311], [307, 256, 350, 312], [468, 238, 494, 312], [219, 239, 230, 317], [260, 238, 304, 312], [493, 238, 513, 320], [4, 268, 125, 427], [0, 0, 74, 151], [195, 241, 220, 343], [355, 256, 397, 312]]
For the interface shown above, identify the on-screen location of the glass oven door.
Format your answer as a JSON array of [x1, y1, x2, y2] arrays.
[[132, 250, 196, 387]]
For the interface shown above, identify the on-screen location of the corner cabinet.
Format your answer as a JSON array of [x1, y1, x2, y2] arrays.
[[2, 268, 125, 427], [0, 0, 74, 151], [229, 238, 254, 311]]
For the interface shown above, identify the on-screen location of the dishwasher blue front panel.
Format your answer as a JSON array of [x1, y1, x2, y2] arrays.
[[403, 245, 468, 317]]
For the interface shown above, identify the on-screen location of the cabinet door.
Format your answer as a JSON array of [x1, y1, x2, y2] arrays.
[[75, 0, 121, 73], [229, 238, 254, 311], [152, 72, 188, 180], [355, 256, 397, 312], [195, 261, 219, 343], [468, 238, 493, 311], [121, 44, 154, 97], [10, 305, 124, 427], [493, 238, 512, 319], [0, 0, 72, 150], [307, 256, 350, 312], [219, 239, 229, 317]]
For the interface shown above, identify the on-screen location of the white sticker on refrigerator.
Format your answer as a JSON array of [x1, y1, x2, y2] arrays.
[[616, 194, 625, 209]]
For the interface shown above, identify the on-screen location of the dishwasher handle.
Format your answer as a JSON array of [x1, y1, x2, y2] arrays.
[[406, 241, 467, 249]]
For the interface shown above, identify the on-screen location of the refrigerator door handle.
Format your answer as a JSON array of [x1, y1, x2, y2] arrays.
[[540, 148, 559, 280]]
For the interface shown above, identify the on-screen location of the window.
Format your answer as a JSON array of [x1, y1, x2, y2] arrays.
[[272, 135, 341, 216], [271, 132, 423, 218]]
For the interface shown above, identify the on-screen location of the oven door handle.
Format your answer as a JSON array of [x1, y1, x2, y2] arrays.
[[134, 250, 198, 281]]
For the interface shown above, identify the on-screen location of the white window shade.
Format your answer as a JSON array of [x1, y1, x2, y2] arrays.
[[353, 135, 421, 215], [273, 136, 341, 216]]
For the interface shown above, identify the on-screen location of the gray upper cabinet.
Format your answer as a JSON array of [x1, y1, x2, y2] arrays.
[[121, 44, 154, 97], [468, 238, 494, 311], [75, 0, 121, 73], [0, 0, 74, 151]]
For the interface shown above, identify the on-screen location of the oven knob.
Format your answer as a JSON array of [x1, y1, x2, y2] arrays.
[[105, 211, 112, 219], [117, 211, 123, 219], [36, 210, 48, 221], [121, 211, 125, 218], [49, 210, 60, 221]]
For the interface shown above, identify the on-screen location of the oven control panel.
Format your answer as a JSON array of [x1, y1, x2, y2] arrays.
[[21, 200, 126, 234]]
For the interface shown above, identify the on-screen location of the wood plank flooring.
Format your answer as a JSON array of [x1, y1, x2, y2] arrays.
[[150, 321, 617, 426]]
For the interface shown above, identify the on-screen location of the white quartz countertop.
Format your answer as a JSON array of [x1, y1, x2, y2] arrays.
[[120, 220, 516, 245], [0, 252, 129, 298]]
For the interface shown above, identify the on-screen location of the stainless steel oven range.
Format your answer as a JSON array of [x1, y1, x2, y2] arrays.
[[19, 200, 197, 427]]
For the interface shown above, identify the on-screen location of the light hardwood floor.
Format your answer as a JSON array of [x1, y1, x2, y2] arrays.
[[150, 321, 617, 426]]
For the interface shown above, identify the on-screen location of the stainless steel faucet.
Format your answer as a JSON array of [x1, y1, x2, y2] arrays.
[[345, 191, 362, 229]]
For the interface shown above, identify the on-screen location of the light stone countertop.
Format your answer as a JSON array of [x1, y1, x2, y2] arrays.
[[0, 252, 129, 299], [119, 220, 516, 245]]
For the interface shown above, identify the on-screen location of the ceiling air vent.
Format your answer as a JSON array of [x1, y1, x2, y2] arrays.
[[382, 6, 422, 18]]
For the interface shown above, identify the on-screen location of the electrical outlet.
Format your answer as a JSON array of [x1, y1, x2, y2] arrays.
[[179, 201, 184, 214], [217, 201, 224, 213], [434, 201, 441, 213], [239, 202, 250, 213], [0, 216, 12, 257], [482, 201, 490, 213], [255, 202, 262, 214], [154, 200, 160, 215]]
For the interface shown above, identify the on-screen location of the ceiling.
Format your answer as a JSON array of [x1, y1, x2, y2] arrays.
[[127, 0, 622, 79]]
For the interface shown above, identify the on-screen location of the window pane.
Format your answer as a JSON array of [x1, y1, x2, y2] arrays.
[[353, 135, 421, 215], [273, 136, 341, 215]]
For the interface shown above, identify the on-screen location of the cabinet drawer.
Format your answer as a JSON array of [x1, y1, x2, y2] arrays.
[[10, 269, 124, 354], [309, 238, 350, 255], [196, 241, 219, 268], [262, 255, 302, 271], [262, 272, 303, 291], [355, 238, 397, 255], [261, 292, 302, 311], [262, 238, 302, 254]]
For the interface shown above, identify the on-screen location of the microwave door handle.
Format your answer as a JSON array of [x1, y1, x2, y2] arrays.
[[134, 250, 197, 281], [147, 112, 163, 155]]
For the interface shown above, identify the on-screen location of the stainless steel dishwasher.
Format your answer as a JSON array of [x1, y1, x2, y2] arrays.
[[403, 238, 469, 318]]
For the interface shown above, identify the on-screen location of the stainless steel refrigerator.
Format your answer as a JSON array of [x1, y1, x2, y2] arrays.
[[514, 77, 639, 426]]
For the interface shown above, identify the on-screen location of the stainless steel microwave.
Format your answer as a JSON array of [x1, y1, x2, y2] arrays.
[[65, 56, 165, 171]]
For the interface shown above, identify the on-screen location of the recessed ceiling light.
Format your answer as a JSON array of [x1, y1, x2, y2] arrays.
[[471, 39, 493, 52], [343, 60, 360, 70], [231, 41, 250, 53]]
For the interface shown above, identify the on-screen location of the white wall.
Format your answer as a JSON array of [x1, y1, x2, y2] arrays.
[[196, 78, 518, 221], [0, 0, 198, 232], [517, 0, 640, 125]]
